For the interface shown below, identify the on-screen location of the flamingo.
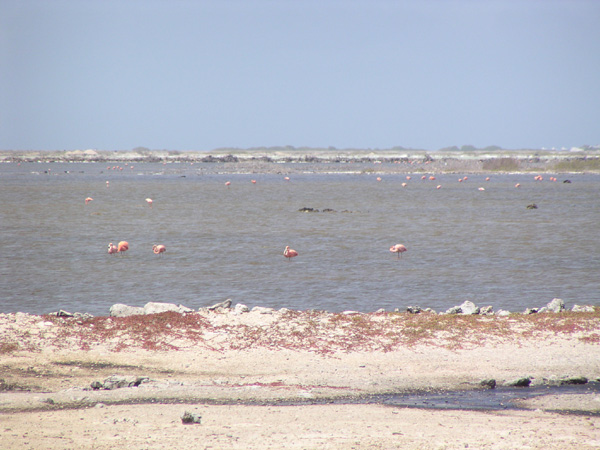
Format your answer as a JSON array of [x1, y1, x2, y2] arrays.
[[225, 181, 231, 187], [153, 244, 166, 255], [117, 241, 129, 254], [251, 179, 257, 184], [146, 198, 153, 207], [283, 246, 298, 261], [85, 197, 93, 205], [390, 244, 407, 259], [107, 243, 118, 255]]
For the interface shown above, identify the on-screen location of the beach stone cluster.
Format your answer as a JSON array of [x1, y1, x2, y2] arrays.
[[42, 297, 595, 320], [404, 298, 594, 317]]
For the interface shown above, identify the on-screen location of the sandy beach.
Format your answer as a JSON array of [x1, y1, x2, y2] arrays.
[[1, 307, 599, 449]]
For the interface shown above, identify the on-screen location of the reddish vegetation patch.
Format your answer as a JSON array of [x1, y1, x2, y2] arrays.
[[1, 308, 596, 355]]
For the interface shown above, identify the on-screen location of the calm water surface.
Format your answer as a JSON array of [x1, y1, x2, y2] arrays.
[[1, 162, 599, 316]]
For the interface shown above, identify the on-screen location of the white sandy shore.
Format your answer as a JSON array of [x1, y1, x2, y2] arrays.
[[1, 309, 599, 449]]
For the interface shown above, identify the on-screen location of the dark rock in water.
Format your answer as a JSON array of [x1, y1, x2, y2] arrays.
[[480, 379, 497, 389], [526, 203, 538, 209], [298, 207, 319, 212], [322, 208, 336, 213], [505, 377, 532, 387], [181, 411, 202, 424], [563, 179, 572, 183]]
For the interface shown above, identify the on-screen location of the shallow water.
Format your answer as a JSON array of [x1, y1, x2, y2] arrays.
[[1, 162, 599, 316]]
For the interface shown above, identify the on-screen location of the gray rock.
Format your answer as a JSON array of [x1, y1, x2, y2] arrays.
[[560, 376, 588, 385], [523, 308, 538, 315], [479, 305, 494, 315], [208, 299, 232, 311], [444, 306, 462, 315], [375, 308, 386, 313], [496, 309, 511, 317], [572, 304, 595, 313], [251, 306, 275, 314], [233, 303, 249, 314], [504, 377, 532, 387], [406, 306, 422, 314], [98, 375, 149, 390], [144, 302, 184, 315], [181, 411, 202, 424], [73, 312, 94, 320], [546, 298, 565, 313], [110, 304, 145, 317], [480, 379, 496, 389], [459, 301, 480, 315]]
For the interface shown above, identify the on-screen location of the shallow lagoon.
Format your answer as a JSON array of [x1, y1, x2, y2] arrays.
[[1, 162, 598, 316]]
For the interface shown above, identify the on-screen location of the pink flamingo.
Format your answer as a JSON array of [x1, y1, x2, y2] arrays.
[[146, 198, 153, 207], [107, 243, 118, 255], [153, 244, 166, 255], [117, 241, 129, 254], [390, 244, 407, 259], [283, 246, 298, 261], [85, 197, 93, 205]]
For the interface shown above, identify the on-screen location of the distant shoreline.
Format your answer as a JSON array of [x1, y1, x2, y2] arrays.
[[2, 148, 599, 173]]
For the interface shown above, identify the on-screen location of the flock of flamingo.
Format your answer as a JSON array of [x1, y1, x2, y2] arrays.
[[85, 169, 556, 262], [103, 241, 406, 261], [88, 169, 555, 262], [85, 193, 165, 257], [86, 175, 411, 262]]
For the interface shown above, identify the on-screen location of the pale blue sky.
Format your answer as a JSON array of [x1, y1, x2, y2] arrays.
[[1, 0, 599, 151]]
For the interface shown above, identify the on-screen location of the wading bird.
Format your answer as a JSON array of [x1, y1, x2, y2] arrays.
[[390, 244, 407, 259], [283, 246, 298, 261], [153, 244, 166, 255], [117, 241, 129, 254]]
